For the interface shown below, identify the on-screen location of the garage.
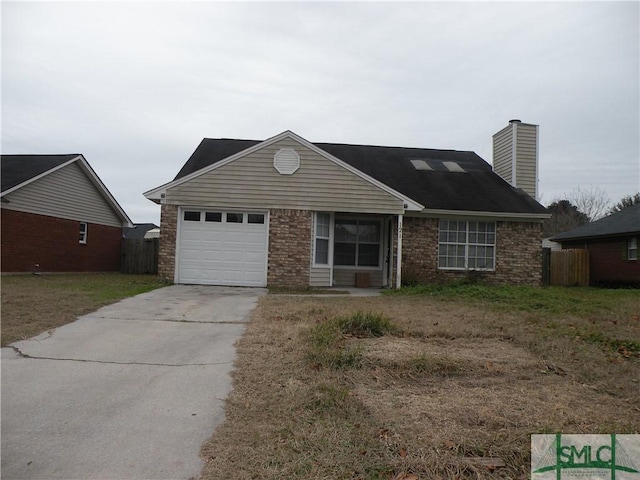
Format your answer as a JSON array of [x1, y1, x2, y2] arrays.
[[177, 209, 268, 286]]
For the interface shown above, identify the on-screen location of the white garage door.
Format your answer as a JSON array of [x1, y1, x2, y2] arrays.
[[177, 209, 268, 286]]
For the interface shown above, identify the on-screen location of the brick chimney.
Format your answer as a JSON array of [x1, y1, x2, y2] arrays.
[[492, 119, 539, 200]]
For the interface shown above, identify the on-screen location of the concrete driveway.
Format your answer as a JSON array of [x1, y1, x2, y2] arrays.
[[1, 285, 265, 480]]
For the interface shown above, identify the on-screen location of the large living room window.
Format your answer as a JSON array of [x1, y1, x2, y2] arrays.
[[438, 219, 496, 270], [334, 219, 381, 267]]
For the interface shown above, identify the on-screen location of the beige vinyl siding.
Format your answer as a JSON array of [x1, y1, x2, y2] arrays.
[[333, 268, 383, 288], [2, 162, 123, 227], [492, 123, 538, 199], [166, 139, 405, 215], [309, 267, 331, 287], [514, 124, 537, 198], [492, 125, 513, 184]]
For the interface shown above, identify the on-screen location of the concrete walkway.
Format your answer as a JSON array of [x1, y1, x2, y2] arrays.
[[1, 285, 265, 480], [270, 287, 384, 297]]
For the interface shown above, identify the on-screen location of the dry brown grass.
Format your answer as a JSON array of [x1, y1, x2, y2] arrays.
[[200, 292, 640, 480], [1, 273, 164, 346]]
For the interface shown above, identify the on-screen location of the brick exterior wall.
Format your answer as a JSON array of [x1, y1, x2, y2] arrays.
[[400, 217, 543, 286], [399, 217, 438, 285], [157, 207, 544, 288], [158, 204, 178, 282], [494, 221, 543, 285], [267, 209, 312, 287], [561, 237, 640, 285], [1, 209, 122, 272]]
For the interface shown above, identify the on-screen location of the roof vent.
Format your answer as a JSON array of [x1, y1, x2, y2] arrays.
[[274, 148, 300, 175], [410, 159, 432, 171], [443, 161, 465, 173]]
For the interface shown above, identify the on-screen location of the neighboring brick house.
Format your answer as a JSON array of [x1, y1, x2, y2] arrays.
[[551, 203, 640, 286], [144, 121, 549, 288], [1, 154, 133, 272]]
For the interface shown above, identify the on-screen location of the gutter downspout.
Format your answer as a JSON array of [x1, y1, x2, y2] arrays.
[[395, 214, 403, 289]]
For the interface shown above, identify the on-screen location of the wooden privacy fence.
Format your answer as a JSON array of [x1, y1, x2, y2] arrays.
[[548, 249, 590, 286], [121, 238, 159, 274]]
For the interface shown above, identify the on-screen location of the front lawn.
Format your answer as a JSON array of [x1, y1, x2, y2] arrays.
[[1, 273, 165, 346], [199, 285, 639, 479]]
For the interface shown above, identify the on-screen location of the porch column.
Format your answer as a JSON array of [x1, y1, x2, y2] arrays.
[[395, 214, 403, 289]]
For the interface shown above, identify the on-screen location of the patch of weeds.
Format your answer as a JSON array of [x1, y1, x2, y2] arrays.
[[307, 306, 327, 316], [581, 332, 640, 358], [456, 441, 490, 458], [308, 318, 342, 349], [336, 311, 397, 337], [309, 383, 351, 411], [306, 319, 363, 369], [386, 353, 467, 378], [405, 354, 467, 376], [306, 311, 397, 369], [314, 345, 364, 369]]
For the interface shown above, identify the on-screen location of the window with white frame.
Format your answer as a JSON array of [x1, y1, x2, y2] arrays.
[[334, 218, 381, 267], [314, 213, 330, 265], [438, 219, 496, 270], [79, 222, 88, 244], [629, 238, 638, 260]]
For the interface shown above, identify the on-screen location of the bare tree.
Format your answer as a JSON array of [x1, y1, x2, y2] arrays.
[[565, 186, 611, 221], [609, 192, 640, 214]]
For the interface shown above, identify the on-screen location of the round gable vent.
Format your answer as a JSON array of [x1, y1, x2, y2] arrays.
[[273, 148, 300, 175]]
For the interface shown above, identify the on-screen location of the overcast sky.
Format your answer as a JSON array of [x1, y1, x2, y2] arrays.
[[2, 1, 638, 225]]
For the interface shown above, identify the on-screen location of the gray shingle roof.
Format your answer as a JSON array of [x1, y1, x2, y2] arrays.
[[1, 154, 79, 193], [124, 223, 159, 239], [174, 138, 547, 215], [551, 203, 640, 241]]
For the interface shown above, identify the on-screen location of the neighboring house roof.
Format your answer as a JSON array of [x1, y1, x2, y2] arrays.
[[542, 237, 562, 251], [1, 154, 133, 227], [124, 223, 159, 239], [1, 154, 79, 192], [144, 228, 160, 239], [166, 132, 546, 216], [551, 203, 640, 242]]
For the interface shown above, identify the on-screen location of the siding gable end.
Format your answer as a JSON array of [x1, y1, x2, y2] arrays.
[[166, 137, 407, 214], [2, 162, 124, 227]]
